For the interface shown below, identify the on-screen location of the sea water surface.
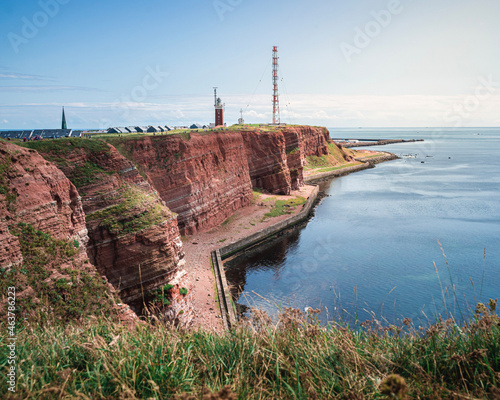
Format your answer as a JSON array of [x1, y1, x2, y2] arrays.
[[225, 128, 500, 326]]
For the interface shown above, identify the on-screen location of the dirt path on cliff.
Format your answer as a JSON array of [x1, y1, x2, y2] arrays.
[[180, 185, 318, 333]]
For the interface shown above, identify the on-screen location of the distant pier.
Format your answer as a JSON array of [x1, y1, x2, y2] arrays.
[[332, 138, 424, 148]]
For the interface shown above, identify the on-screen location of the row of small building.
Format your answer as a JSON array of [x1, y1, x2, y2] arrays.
[[107, 123, 207, 134], [0, 123, 210, 140], [0, 129, 83, 140]]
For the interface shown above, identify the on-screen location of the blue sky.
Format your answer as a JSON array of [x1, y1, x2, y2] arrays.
[[1, 0, 499, 129]]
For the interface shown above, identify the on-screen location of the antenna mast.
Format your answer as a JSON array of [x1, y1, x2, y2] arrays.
[[272, 46, 280, 125]]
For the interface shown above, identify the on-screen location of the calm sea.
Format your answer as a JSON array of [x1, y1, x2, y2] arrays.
[[225, 127, 500, 326]]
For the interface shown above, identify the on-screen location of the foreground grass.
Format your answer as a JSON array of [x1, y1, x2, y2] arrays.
[[1, 304, 498, 399]]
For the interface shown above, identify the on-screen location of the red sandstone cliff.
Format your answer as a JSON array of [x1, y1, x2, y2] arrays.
[[240, 129, 292, 194], [1, 126, 347, 316], [282, 126, 330, 190], [107, 125, 335, 235], [109, 132, 254, 235], [242, 126, 330, 194], [0, 141, 88, 269], [21, 140, 185, 304]]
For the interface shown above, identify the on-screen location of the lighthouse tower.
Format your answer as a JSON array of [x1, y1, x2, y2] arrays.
[[214, 87, 224, 127]]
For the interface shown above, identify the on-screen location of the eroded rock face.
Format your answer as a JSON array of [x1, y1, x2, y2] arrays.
[[111, 126, 333, 234], [0, 141, 88, 269], [1, 126, 341, 311], [112, 132, 254, 235], [241, 129, 292, 195], [282, 126, 330, 190], [22, 140, 185, 303]]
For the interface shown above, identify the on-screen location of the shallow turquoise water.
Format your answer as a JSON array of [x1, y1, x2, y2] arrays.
[[225, 128, 500, 326]]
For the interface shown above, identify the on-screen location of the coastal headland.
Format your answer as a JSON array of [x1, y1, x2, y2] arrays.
[[0, 125, 400, 331]]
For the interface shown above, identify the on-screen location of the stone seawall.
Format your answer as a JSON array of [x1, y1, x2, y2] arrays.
[[212, 185, 320, 330], [219, 185, 320, 258]]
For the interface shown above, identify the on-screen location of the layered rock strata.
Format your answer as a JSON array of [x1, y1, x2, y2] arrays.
[[0, 141, 88, 269], [20, 140, 185, 303], [109, 126, 334, 235], [109, 132, 254, 235]]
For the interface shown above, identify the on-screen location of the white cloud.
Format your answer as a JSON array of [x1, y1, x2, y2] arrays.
[[0, 85, 104, 92], [0, 72, 56, 81], [1, 92, 500, 129]]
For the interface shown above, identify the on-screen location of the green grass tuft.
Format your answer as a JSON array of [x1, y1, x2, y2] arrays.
[[263, 196, 306, 219], [85, 185, 169, 235]]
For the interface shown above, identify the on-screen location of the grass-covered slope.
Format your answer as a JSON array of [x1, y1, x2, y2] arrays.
[[0, 223, 118, 324], [85, 184, 171, 236], [19, 138, 112, 189], [1, 305, 498, 399]]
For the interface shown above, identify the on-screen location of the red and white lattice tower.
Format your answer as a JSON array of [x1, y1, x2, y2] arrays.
[[272, 46, 280, 125]]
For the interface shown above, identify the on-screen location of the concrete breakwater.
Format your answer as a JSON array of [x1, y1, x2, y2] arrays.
[[304, 152, 398, 184], [334, 138, 424, 148]]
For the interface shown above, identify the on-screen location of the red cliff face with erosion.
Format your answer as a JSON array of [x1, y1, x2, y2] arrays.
[[0, 141, 89, 269], [111, 131, 254, 235], [17, 140, 185, 304], [111, 125, 332, 235]]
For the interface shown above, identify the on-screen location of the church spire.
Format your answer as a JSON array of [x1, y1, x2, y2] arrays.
[[61, 107, 67, 129]]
